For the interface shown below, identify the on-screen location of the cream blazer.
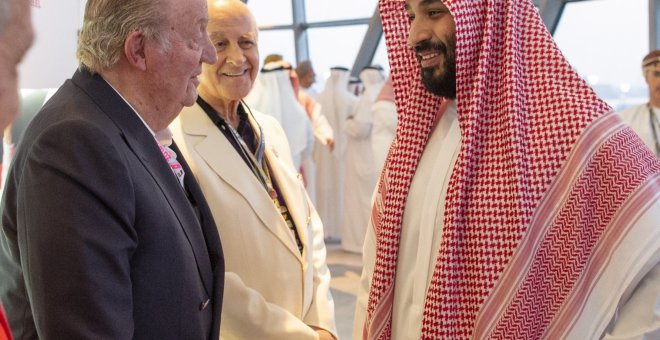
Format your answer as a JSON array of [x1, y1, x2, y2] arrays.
[[171, 103, 336, 339]]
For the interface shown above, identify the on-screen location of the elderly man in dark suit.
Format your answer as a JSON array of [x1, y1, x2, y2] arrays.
[[0, 0, 224, 339]]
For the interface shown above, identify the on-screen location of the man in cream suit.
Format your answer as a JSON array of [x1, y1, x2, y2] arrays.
[[170, 1, 336, 339]]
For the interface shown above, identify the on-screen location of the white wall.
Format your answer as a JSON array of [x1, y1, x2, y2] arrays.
[[18, 1, 85, 89]]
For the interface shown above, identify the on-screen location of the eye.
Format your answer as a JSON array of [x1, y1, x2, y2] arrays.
[[214, 40, 227, 50], [239, 40, 255, 49]]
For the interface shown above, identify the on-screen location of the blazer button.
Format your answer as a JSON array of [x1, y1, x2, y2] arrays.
[[200, 298, 210, 311]]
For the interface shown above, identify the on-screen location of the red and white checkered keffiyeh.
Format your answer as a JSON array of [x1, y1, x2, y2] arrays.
[[365, 0, 660, 339]]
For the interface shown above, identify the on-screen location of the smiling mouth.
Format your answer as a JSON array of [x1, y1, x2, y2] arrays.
[[417, 51, 443, 68], [420, 52, 439, 60], [223, 70, 248, 77]]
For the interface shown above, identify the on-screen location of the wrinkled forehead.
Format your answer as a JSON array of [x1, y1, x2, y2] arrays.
[[208, 1, 257, 33]]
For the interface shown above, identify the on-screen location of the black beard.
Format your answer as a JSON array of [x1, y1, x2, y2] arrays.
[[415, 40, 457, 99]]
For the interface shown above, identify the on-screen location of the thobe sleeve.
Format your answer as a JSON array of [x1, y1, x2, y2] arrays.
[[345, 107, 373, 139], [310, 102, 334, 144], [602, 261, 660, 339]]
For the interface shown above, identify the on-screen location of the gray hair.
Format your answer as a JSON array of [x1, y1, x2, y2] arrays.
[[76, 0, 169, 74]]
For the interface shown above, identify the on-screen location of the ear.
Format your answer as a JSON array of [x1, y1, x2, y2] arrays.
[[124, 31, 147, 71]]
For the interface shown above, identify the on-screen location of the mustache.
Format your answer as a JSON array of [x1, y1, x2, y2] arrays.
[[413, 40, 448, 55]]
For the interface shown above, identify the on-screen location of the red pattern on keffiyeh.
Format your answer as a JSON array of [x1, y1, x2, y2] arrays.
[[365, 0, 658, 339]]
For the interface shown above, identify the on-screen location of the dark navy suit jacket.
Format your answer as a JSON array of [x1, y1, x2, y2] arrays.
[[0, 69, 224, 339]]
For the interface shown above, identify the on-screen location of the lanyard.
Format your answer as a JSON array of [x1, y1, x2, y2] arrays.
[[197, 97, 304, 253], [198, 97, 275, 196], [649, 103, 660, 157]]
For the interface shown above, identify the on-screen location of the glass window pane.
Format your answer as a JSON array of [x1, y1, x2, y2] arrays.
[[257, 30, 296, 69], [247, 0, 292, 27], [372, 34, 390, 76], [553, 0, 649, 111], [308, 25, 368, 91], [306, 1, 375, 23]]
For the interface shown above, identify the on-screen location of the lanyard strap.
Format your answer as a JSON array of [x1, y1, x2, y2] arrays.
[[197, 97, 303, 253], [198, 98, 271, 189]]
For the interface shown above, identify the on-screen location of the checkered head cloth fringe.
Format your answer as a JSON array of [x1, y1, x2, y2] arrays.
[[30, 0, 39, 8], [362, 0, 642, 338]]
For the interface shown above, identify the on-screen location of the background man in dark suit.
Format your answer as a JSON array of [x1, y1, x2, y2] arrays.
[[0, 0, 224, 339]]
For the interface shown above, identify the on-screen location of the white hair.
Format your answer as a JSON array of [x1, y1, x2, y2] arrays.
[[76, 0, 169, 74]]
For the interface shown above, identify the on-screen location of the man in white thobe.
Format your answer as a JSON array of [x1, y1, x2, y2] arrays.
[[617, 50, 660, 157], [341, 66, 385, 253], [354, 0, 660, 339], [314, 67, 357, 241]]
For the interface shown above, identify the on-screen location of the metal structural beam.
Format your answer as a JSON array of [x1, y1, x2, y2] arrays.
[[537, 0, 566, 34], [307, 18, 370, 29], [255, 0, 658, 79], [351, 7, 383, 78], [291, 0, 309, 63], [652, 0, 660, 50]]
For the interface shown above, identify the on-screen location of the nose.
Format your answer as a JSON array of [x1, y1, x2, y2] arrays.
[[407, 18, 431, 50], [226, 43, 246, 66], [201, 32, 218, 65]]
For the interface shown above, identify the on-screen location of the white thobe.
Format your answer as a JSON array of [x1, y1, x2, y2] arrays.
[[315, 70, 357, 240], [371, 100, 398, 176], [353, 101, 660, 339], [617, 103, 660, 156], [341, 98, 379, 253], [304, 102, 334, 205], [302, 86, 320, 99]]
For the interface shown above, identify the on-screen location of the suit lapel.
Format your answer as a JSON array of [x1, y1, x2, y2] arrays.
[[71, 70, 214, 294], [180, 104, 302, 260], [264, 147, 310, 254], [172, 141, 223, 265]]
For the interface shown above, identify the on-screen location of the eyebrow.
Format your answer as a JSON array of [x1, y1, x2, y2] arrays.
[[405, 0, 446, 11], [420, 0, 446, 6]]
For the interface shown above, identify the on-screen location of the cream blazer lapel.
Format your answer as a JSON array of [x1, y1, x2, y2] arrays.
[[179, 104, 302, 259], [263, 144, 310, 259]]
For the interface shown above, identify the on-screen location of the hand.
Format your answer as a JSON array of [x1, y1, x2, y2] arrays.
[[310, 326, 335, 340], [315, 329, 335, 340], [326, 138, 334, 152]]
